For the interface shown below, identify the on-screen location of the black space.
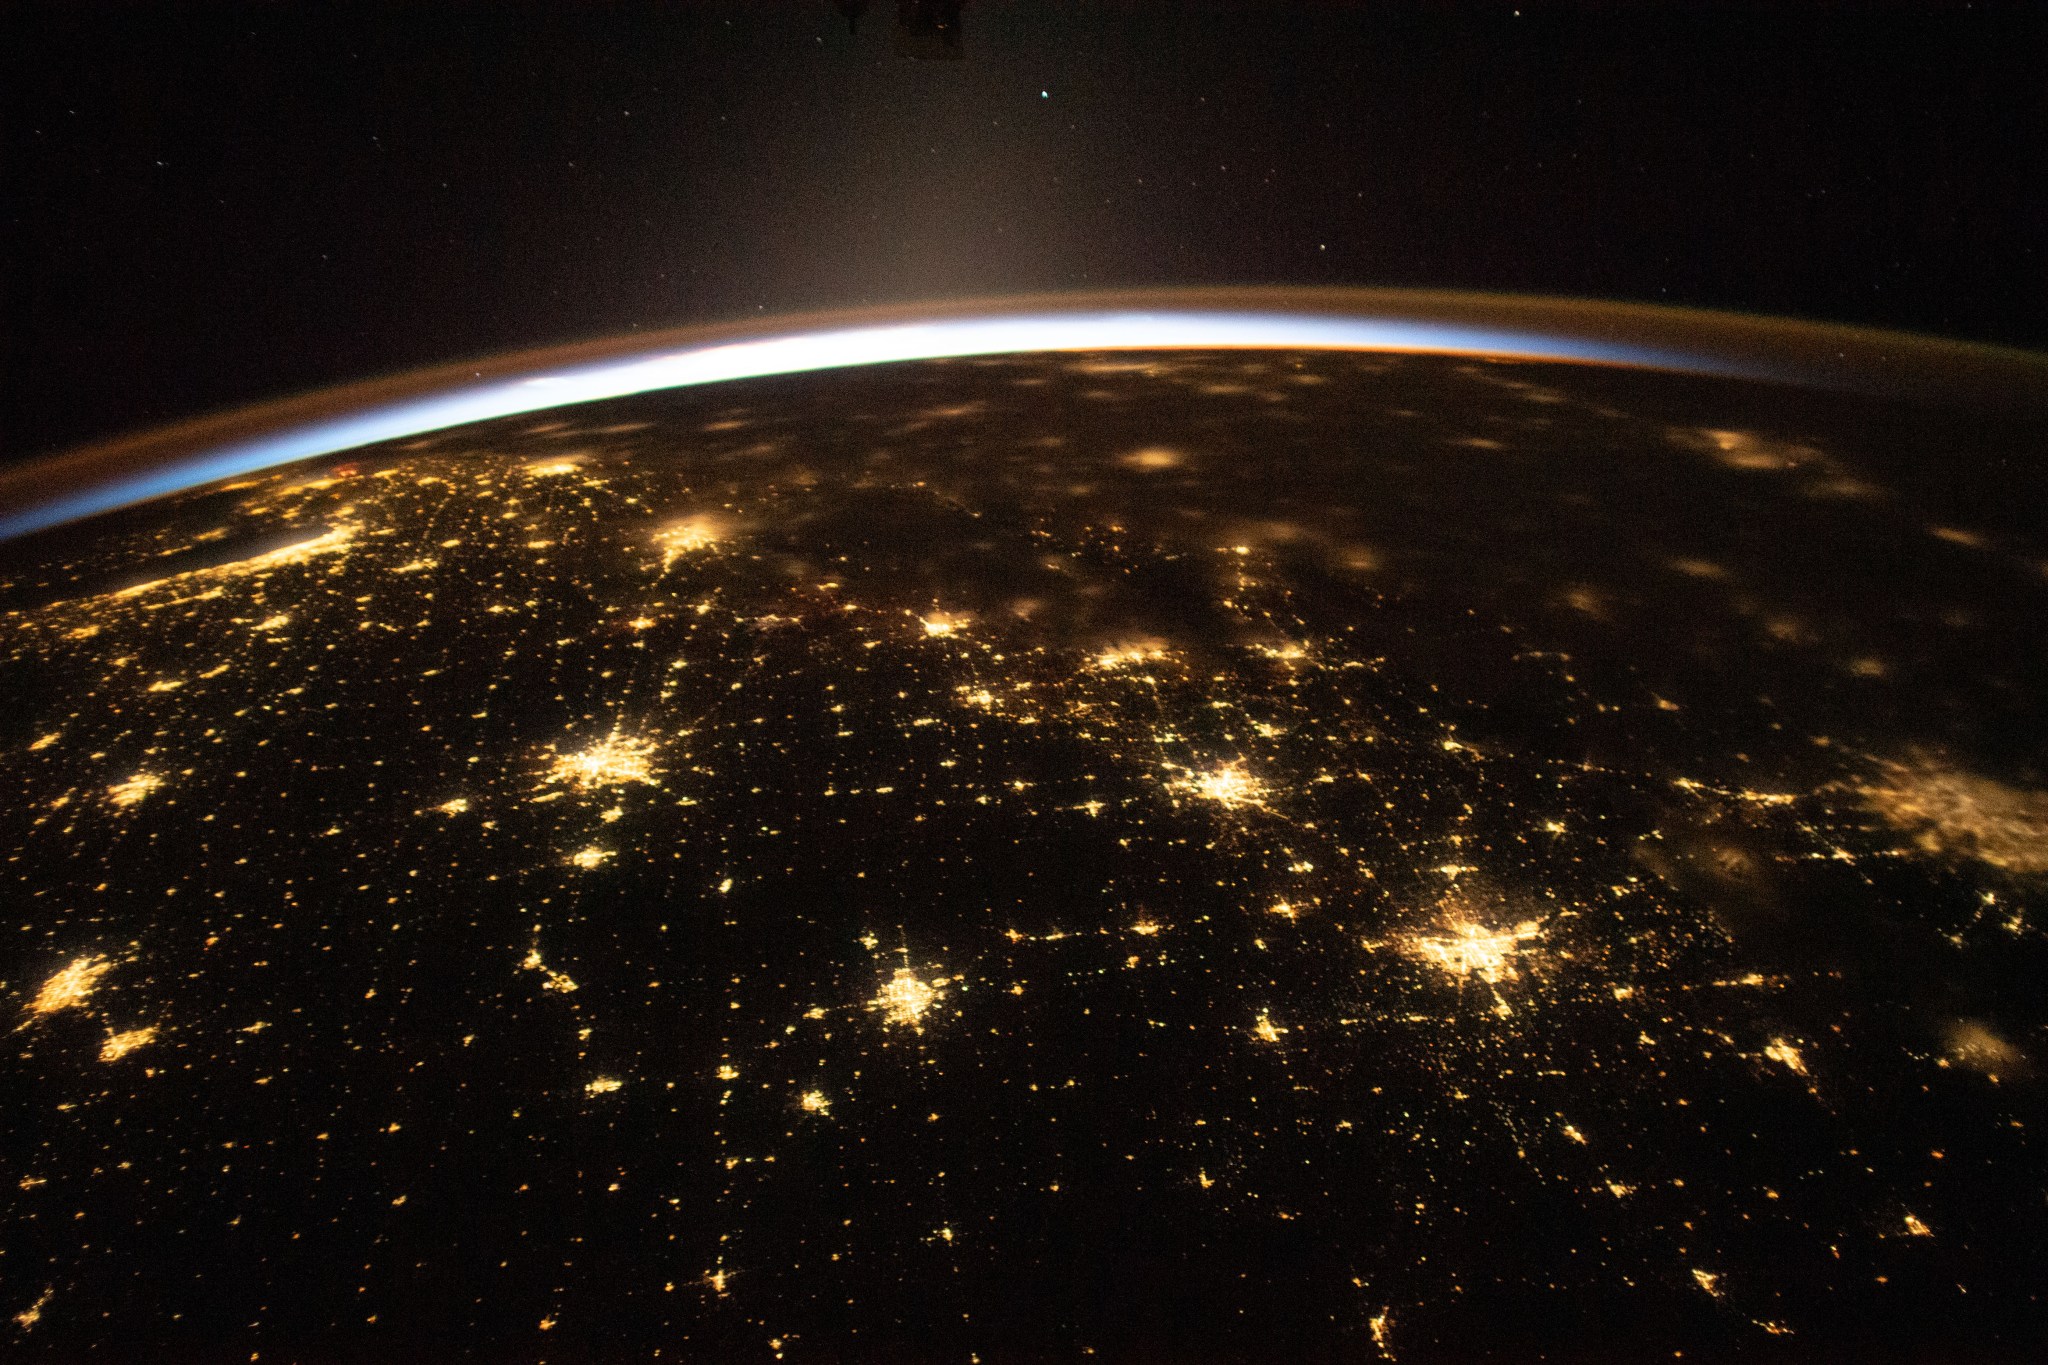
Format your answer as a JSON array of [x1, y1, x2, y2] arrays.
[[8, 1, 2046, 465]]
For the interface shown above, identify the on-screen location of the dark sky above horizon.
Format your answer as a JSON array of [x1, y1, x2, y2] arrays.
[[8, 1, 2046, 464]]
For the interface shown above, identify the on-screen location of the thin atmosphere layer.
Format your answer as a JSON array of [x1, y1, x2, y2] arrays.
[[6, 287, 2043, 543]]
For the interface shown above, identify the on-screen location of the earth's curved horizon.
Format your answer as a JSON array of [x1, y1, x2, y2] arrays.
[[3, 299, 2046, 1362], [7, 287, 2047, 544]]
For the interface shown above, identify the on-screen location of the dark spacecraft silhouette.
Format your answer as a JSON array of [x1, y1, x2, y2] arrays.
[[829, 1, 963, 59]]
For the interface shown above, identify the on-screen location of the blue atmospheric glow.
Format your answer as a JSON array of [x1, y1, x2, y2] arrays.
[[0, 310, 1769, 541]]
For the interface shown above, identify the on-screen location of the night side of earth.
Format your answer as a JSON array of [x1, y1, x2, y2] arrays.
[[3, 348, 2046, 1363]]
